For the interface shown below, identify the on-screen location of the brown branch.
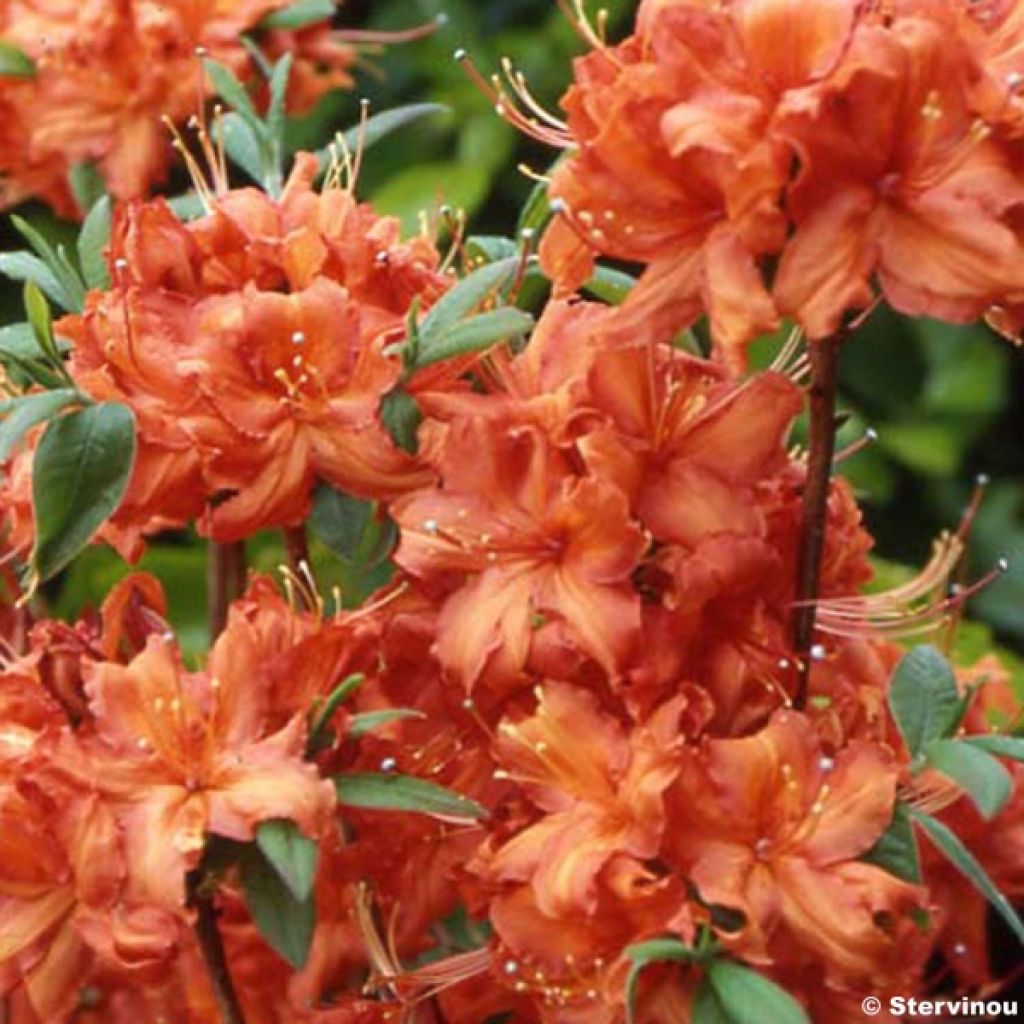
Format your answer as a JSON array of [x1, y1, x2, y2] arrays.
[[792, 332, 844, 709], [208, 541, 246, 642], [187, 869, 247, 1024]]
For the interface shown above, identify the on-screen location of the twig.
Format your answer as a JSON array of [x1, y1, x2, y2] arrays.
[[187, 868, 247, 1024], [208, 541, 246, 641], [793, 332, 844, 708]]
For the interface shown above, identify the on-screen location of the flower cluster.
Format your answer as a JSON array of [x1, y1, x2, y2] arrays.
[[527, 0, 1024, 367], [0, 1, 1023, 1023], [0, 0, 354, 215]]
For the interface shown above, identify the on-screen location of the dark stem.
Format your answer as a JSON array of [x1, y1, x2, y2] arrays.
[[283, 525, 313, 612], [187, 869, 247, 1024], [792, 332, 844, 709], [208, 541, 246, 642]]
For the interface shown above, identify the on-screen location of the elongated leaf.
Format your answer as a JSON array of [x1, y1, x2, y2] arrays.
[[309, 486, 396, 569], [707, 960, 810, 1024], [260, 0, 335, 29], [414, 308, 533, 370], [167, 192, 206, 221], [925, 739, 1012, 820], [964, 734, 1024, 762], [334, 773, 487, 823], [862, 802, 921, 883], [380, 388, 422, 455], [0, 390, 81, 462], [204, 58, 264, 136], [239, 845, 315, 967], [888, 645, 961, 757], [583, 265, 637, 305], [692, 980, 732, 1024], [0, 323, 44, 361], [77, 196, 112, 290], [306, 672, 365, 755], [23, 282, 58, 363], [264, 53, 293, 195], [624, 938, 698, 1023], [11, 216, 86, 312], [516, 177, 552, 237], [348, 709, 426, 738], [465, 236, 519, 265], [256, 819, 318, 902], [31, 403, 136, 582], [68, 163, 106, 215], [0, 252, 69, 309], [912, 809, 1024, 942], [0, 42, 34, 77], [419, 258, 517, 343], [216, 112, 265, 184], [317, 104, 450, 174]]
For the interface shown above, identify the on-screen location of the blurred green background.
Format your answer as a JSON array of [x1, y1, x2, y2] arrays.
[[3, 0, 1023, 668]]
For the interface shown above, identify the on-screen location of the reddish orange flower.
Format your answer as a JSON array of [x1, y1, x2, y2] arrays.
[[0, 0, 352, 212], [59, 155, 449, 550], [67, 634, 335, 910], [667, 712, 924, 986], [393, 419, 647, 691], [774, 13, 1024, 337]]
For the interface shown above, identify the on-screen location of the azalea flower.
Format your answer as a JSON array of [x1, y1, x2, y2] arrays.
[[667, 712, 925, 986], [393, 419, 647, 691], [66, 633, 335, 910]]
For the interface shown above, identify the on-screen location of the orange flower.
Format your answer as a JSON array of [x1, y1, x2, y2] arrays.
[[69, 633, 335, 910], [0, 0, 350, 212], [184, 279, 429, 539], [393, 420, 647, 691], [667, 712, 924, 986], [774, 13, 1024, 337], [59, 155, 449, 549], [580, 344, 802, 547]]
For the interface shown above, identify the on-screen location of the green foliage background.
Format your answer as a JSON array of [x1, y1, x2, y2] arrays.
[[2, 0, 1023, 667]]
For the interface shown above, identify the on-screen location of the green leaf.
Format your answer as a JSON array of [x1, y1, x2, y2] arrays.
[[31, 403, 136, 583], [334, 773, 487, 823], [888, 645, 961, 757], [582, 265, 637, 305], [348, 709, 426, 738], [419, 258, 517, 343], [306, 672, 364, 755], [167, 192, 206, 221], [204, 59, 264, 137], [413, 308, 534, 370], [0, 323, 47, 362], [309, 485, 396, 569], [67, 163, 106, 215], [370, 160, 488, 237], [465, 236, 519, 265], [0, 42, 35, 78], [11, 216, 86, 312], [317, 104, 450, 174], [216, 113, 264, 184], [380, 389, 422, 455], [0, 390, 81, 463], [862, 802, 922, 883], [0, 252, 70, 310], [912, 809, 1024, 942], [239, 844, 315, 968], [260, 0, 335, 30], [707, 960, 810, 1024], [692, 980, 732, 1024], [624, 938, 698, 1024], [964, 734, 1024, 761], [77, 196, 112, 290], [264, 53, 293, 196], [516, 176, 552, 238], [924, 739, 1012, 820], [23, 282, 59, 365], [256, 819, 318, 902]]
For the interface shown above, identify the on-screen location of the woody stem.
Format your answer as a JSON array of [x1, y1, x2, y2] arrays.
[[187, 869, 247, 1024], [208, 541, 246, 641], [792, 331, 844, 709]]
